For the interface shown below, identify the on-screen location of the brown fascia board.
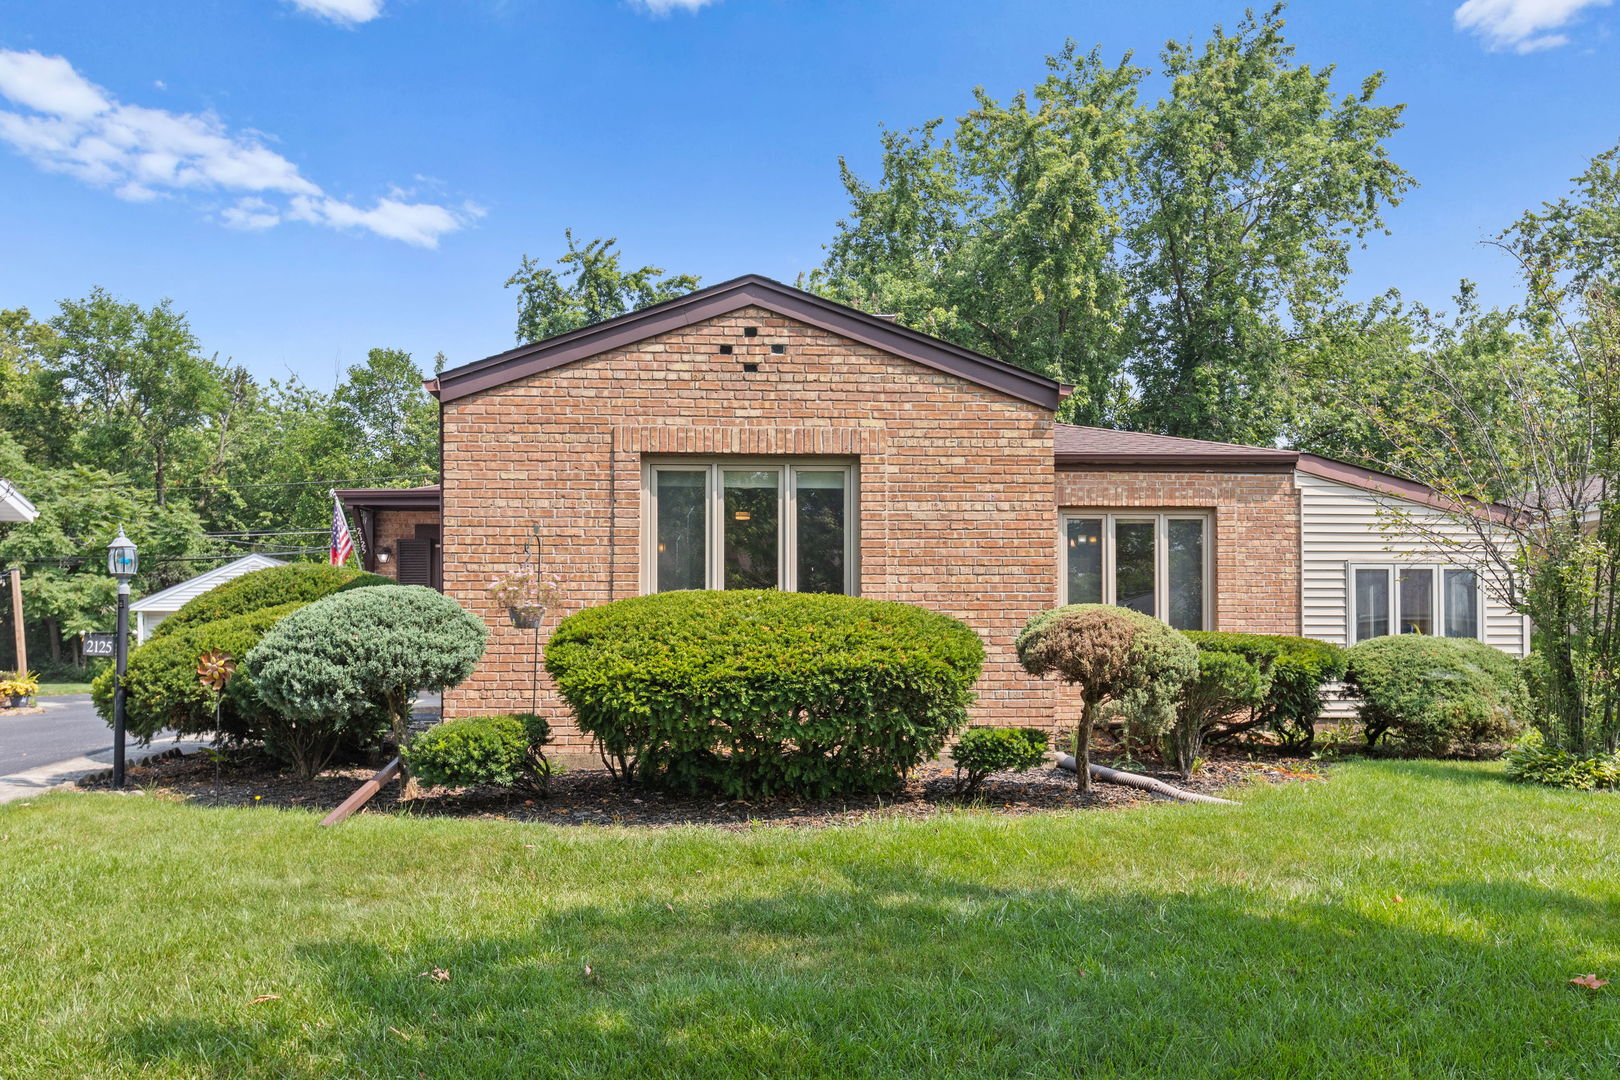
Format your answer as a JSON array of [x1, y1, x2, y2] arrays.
[[1055, 452, 1298, 471], [1294, 454, 1517, 522], [336, 485, 441, 512], [431, 274, 1063, 410]]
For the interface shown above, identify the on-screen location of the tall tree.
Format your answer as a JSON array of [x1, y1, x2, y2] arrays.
[[37, 288, 225, 504], [814, 3, 1412, 438], [331, 348, 439, 477], [812, 45, 1141, 420], [1124, 4, 1412, 442], [505, 231, 701, 344]]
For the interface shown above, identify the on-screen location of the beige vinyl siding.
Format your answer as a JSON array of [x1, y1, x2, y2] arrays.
[[1296, 472, 1529, 718]]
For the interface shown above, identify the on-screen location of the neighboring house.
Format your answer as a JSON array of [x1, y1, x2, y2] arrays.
[[338, 485, 441, 589], [0, 479, 38, 524], [129, 554, 285, 643], [341, 275, 1523, 746]]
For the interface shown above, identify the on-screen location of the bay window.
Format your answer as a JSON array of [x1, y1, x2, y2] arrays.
[[645, 461, 855, 594], [1350, 564, 1481, 643], [1059, 512, 1210, 630]]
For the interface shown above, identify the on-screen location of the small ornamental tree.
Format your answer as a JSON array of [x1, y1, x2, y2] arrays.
[[1015, 604, 1198, 792], [247, 585, 488, 783], [1169, 648, 1273, 779]]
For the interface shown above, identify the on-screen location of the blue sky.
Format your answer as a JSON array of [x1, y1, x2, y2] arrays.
[[0, 0, 1616, 387]]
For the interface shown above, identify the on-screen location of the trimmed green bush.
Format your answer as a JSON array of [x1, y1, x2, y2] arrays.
[[1503, 729, 1620, 789], [405, 714, 556, 794], [951, 726, 1049, 797], [247, 586, 488, 769], [1345, 635, 1528, 756], [153, 563, 388, 640], [1183, 632, 1346, 749], [91, 602, 310, 743], [545, 590, 985, 799], [1168, 647, 1273, 779], [1015, 604, 1198, 792]]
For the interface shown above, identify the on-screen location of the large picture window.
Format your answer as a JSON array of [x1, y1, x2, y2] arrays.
[[1349, 564, 1481, 643], [644, 461, 856, 594], [1059, 512, 1210, 630]]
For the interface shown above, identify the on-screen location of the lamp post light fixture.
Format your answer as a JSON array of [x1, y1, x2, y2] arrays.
[[107, 526, 138, 789]]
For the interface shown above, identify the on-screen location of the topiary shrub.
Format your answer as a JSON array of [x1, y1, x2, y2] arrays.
[[405, 714, 555, 794], [1345, 635, 1528, 756], [153, 562, 388, 640], [92, 601, 311, 743], [1182, 632, 1346, 750], [544, 590, 985, 799], [950, 726, 1049, 798], [247, 585, 488, 784], [1167, 646, 1273, 779], [1016, 605, 1198, 792]]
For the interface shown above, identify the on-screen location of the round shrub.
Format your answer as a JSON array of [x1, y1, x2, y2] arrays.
[[1168, 646, 1273, 779], [405, 714, 555, 793], [1345, 635, 1528, 756], [544, 590, 985, 799], [153, 563, 388, 640], [92, 601, 310, 743], [950, 726, 1049, 797], [1015, 604, 1198, 791], [247, 585, 488, 753], [1183, 632, 1346, 749]]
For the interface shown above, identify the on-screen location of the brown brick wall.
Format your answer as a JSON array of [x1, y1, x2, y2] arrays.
[[1054, 468, 1302, 635], [440, 306, 1059, 747], [368, 510, 439, 581]]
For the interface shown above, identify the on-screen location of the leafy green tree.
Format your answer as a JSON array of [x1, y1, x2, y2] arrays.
[[38, 288, 225, 505], [812, 45, 1141, 420], [331, 348, 438, 477], [815, 3, 1411, 439], [1124, 3, 1412, 442], [506, 231, 701, 344]]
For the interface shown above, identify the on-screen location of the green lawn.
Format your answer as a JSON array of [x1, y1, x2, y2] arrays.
[[35, 680, 93, 697], [2, 761, 1617, 1079]]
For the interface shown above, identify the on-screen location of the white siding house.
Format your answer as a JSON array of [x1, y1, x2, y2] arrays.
[[128, 554, 285, 643], [1295, 456, 1529, 716]]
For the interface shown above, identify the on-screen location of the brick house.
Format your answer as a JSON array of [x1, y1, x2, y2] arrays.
[[339, 274, 1519, 747]]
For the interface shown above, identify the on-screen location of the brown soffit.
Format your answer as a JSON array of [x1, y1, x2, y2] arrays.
[[1294, 455, 1517, 522], [430, 274, 1064, 410], [335, 484, 441, 512]]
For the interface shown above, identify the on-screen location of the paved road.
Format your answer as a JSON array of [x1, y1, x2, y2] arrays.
[[0, 694, 203, 775]]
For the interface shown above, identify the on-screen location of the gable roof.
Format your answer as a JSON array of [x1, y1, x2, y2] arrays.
[[129, 554, 286, 614], [0, 478, 37, 523], [1054, 424, 1299, 469], [430, 274, 1065, 410]]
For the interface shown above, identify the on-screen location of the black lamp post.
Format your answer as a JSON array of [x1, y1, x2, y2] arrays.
[[107, 526, 137, 789]]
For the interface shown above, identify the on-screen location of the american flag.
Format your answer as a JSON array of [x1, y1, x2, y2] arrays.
[[329, 492, 355, 566]]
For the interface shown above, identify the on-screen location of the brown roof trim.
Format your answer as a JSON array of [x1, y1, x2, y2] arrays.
[[431, 274, 1063, 410], [1055, 458, 1298, 472], [1294, 455, 1515, 521], [335, 484, 441, 512]]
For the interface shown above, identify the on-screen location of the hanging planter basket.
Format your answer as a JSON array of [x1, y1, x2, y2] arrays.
[[508, 607, 544, 630]]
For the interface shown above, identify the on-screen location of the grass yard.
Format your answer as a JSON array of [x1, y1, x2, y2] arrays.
[[35, 681, 93, 697], [2, 761, 1617, 1079]]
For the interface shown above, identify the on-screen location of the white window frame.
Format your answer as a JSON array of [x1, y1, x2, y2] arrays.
[[1346, 562, 1485, 643], [1056, 510, 1212, 630], [641, 459, 858, 595]]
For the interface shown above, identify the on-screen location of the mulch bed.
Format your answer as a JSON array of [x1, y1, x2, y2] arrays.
[[82, 745, 1327, 830]]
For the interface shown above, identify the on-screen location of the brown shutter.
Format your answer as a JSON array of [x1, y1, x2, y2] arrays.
[[396, 538, 434, 587]]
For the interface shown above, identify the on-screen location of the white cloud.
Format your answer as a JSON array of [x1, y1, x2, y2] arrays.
[[1454, 0, 1612, 53], [631, 0, 720, 14], [286, 0, 385, 25], [0, 49, 472, 248]]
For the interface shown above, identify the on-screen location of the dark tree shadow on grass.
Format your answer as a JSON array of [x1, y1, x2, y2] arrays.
[[109, 865, 1620, 1080]]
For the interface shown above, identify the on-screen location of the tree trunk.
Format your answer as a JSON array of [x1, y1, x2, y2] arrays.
[[391, 689, 421, 800], [1074, 698, 1097, 794], [1055, 753, 1240, 805]]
